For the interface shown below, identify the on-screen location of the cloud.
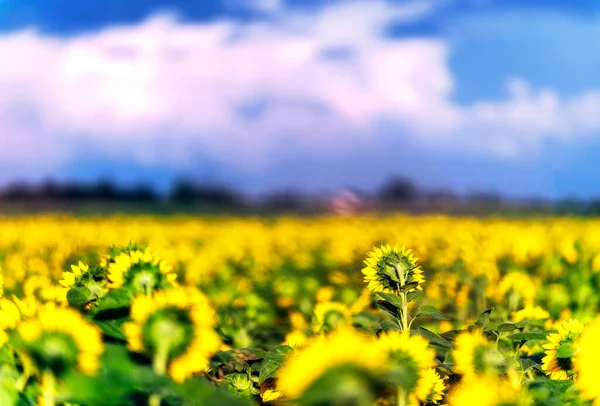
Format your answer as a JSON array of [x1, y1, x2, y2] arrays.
[[1, 0, 600, 179]]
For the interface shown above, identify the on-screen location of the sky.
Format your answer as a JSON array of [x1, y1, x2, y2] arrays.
[[2, 0, 600, 197]]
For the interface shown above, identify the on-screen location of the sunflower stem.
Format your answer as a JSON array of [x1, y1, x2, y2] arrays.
[[395, 265, 409, 333], [42, 369, 55, 406], [397, 386, 407, 406], [149, 340, 170, 406]]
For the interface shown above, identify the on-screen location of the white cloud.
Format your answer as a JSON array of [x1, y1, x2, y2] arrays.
[[1, 0, 600, 175]]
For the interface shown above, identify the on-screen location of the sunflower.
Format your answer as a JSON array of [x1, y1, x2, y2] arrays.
[[0, 294, 40, 347], [0, 297, 21, 347], [315, 286, 335, 303], [284, 330, 308, 348], [108, 249, 177, 295], [495, 272, 536, 310], [574, 317, 600, 404], [284, 312, 309, 348], [511, 304, 550, 323], [15, 303, 103, 376], [449, 375, 525, 406], [377, 331, 437, 403], [277, 329, 386, 399], [410, 368, 446, 406], [0, 297, 22, 329], [312, 301, 352, 333], [453, 331, 504, 379], [362, 244, 424, 294], [57, 262, 108, 306], [542, 319, 583, 380], [122, 286, 221, 383]]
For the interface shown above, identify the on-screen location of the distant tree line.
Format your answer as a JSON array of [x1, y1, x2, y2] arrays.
[[0, 178, 243, 205], [1, 175, 600, 215]]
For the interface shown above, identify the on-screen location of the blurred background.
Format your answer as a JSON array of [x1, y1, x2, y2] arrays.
[[1, 0, 600, 214]]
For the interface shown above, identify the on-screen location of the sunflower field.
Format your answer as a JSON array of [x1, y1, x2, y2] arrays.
[[2, 214, 600, 405]]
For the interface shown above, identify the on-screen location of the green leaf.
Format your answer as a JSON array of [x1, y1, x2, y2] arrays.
[[92, 288, 132, 318], [519, 358, 541, 371], [400, 282, 419, 293], [380, 320, 401, 333], [94, 319, 127, 341], [440, 329, 465, 342], [240, 348, 268, 360], [166, 378, 253, 406], [376, 300, 399, 319], [62, 343, 162, 405], [412, 327, 453, 349], [507, 330, 556, 341], [483, 330, 499, 341], [514, 320, 531, 329], [497, 323, 519, 334], [406, 290, 424, 302], [435, 359, 454, 375], [258, 345, 294, 383], [417, 305, 450, 320], [67, 286, 91, 308], [555, 343, 576, 359], [474, 307, 494, 329], [375, 292, 402, 308]]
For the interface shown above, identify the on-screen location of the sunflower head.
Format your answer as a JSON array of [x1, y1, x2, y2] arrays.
[[108, 249, 177, 295], [277, 329, 386, 400], [511, 304, 550, 323], [312, 301, 352, 334], [410, 368, 446, 406], [103, 242, 148, 265], [15, 303, 103, 376], [449, 375, 525, 406], [377, 331, 435, 394], [123, 286, 221, 382], [574, 317, 600, 403], [58, 262, 108, 306], [453, 331, 504, 380], [0, 296, 23, 348], [542, 318, 584, 380], [362, 244, 424, 294]]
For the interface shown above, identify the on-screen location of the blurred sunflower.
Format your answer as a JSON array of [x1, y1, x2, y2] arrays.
[[123, 286, 221, 383], [542, 319, 584, 380], [377, 331, 438, 404], [449, 375, 525, 406], [0, 294, 41, 348], [411, 368, 445, 406], [512, 304, 550, 323], [108, 249, 177, 295], [312, 301, 352, 333], [277, 329, 386, 400], [315, 286, 335, 303], [0, 297, 22, 347], [362, 244, 424, 294], [453, 331, 504, 379], [574, 317, 600, 404], [15, 303, 103, 376]]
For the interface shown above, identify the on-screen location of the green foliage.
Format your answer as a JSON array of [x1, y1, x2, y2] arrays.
[[258, 345, 294, 383]]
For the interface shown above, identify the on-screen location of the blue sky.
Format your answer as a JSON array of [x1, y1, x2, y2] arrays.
[[2, 0, 600, 197]]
